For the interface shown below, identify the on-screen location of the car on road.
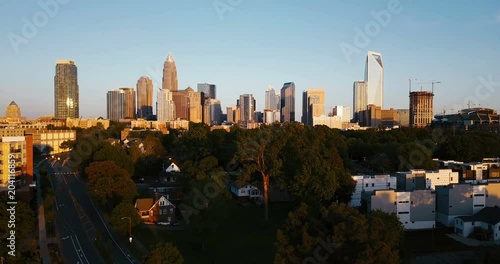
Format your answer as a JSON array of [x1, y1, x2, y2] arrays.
[[157, 222, 171, 226]]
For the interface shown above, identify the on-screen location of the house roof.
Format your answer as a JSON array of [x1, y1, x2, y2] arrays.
[[135, 198, 154, 211], [457, 206, 500, 225]]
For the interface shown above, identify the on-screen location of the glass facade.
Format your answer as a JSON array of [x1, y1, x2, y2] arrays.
[[54, 60, 79, 119]]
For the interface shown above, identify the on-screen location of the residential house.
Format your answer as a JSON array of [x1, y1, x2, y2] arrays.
[[134, 194, 176, 224], [455, 206, 500, 241], [229, 182, 262, 202]]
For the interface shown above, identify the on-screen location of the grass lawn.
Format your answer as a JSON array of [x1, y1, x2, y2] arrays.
[[133, 200, 296, 263]]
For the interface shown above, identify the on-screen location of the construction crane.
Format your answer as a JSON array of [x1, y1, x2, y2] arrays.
[[409, 77, 418, 93], [415, 80, 441, 93]]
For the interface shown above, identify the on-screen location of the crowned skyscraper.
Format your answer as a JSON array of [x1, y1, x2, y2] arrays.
[[54, 60, 79, 119], [162, 53, 178, 91], [364, 51, 384, 109]]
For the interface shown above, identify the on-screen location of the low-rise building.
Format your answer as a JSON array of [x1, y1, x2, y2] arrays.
[[134, 194, 176, 224], [27, 129, 76, 154], [397, 169, 459, 191], [455, 206, 500, 241], [66, 118, 110, 129], [351, 175, 397, 207], [436, 183, 500, 227], [366, 189, 436, 230]]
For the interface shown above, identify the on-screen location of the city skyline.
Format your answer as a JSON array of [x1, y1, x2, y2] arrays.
[[1, 1, 499, 119]]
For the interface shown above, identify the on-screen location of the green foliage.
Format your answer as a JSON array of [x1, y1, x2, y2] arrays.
[[109, 202, 142, 237], [274, 203, 403, 264], [93, 142, 134, 175], [145, 243, 184, 264], [85, 161, 138, 210]]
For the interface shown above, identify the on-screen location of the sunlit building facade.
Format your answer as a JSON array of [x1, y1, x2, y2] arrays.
[[54, 60, 79, 119]]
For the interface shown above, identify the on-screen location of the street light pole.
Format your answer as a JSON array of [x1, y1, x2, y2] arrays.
[[121, 217, 132, 243]]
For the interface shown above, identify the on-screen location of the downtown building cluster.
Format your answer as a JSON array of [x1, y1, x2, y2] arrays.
[[48, 52, 499, 131]]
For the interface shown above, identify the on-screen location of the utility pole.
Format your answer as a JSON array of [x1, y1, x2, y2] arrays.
[[121, 217, 132, 243]]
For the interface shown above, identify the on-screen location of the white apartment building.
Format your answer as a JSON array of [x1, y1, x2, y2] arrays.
[[398, 169, 458, 191], [350, 175, 397, 207]]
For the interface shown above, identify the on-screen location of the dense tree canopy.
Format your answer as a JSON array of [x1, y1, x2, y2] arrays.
[[145, 243, 184, 264], [274, 203, 403, 264]]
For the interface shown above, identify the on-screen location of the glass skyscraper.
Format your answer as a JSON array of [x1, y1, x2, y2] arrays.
[[364, 51, 384, 109], [162, 53, 178, 91], [280, 82, 295, 123], [197, 83, 216, 99], [353, 80, 367, 122], [54, 60, 79, 119], [137, 76, 153, 119], [106, 88, 136, 121]]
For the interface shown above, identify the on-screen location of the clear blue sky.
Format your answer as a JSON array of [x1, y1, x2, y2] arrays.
[[1, 0, 499, 119]]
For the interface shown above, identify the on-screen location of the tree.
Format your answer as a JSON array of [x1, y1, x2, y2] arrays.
[[60, 140, 77, 151], [85, 161, 138, 209], [109, 202, 141, 237], [236, 125, 282, 220], [275, 203, 403, 264], [93, 142, 134, 175], [145, 243, 184, 264]]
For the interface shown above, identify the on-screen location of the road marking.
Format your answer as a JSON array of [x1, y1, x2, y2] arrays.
[[74, 235, 90, 264], [70, 236, 84, 264]]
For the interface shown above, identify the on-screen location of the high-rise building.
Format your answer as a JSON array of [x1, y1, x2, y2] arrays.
[[207, 99, 222, 125], [239, 94, 254, 123], [275, 94, 281, 110], [410, 91, 434, 128], [280, 82, 295, 123], [197, 83, 216, 99], [137, 76, 153, 119], [185, 87, 203, 123], [0, 133, 34, 188], [157, 89, 175, 122], [302, 88, 325, 125], [54, 60, 79, 119], [172, 92, 188, 120], [353, 80, 367, 122], [332, 106, 351, 123], [263, 109, 280, 124], [364, 51, 384, 108], [265, 86, 276, 110], [106, 88, 136, 121], [162, 53, 178, 91]]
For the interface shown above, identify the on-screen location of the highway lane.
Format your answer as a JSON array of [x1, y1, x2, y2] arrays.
[[47, 160, 103, 264], [49, 157, 139, 263]]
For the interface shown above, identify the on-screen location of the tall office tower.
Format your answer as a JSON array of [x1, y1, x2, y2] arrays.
[[162, 53, 178, 91], [172, 91, 188, 120], [409, 91, 434, 128], [136, 76, 153, 119], [239, 94, 255, 122], [353, 80, 368, 122], [185, 87, 203, 123], [364, 51, 384, 108], [275, 94, 281, 110], [197, 83, 216, 99], [332, 106, 351, 123], [157, 88, 175, 122], [302, 88, 325, 125], [106, 88, 136, 122], [265, 85, 276, 110], [226, 105, 236, 123], [207, 99, 222, 125], [280, 82, 295, 123], [54, 60, 79, 119]]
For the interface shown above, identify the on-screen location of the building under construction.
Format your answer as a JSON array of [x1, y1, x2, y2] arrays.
[[410, 91, 434, 128]]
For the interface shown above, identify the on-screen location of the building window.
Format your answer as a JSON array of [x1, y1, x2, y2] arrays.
[[365, 183, 368, 187], [398, 212, 409, 215], [387, 183, 391, 187], [474, 205, 484, 207], [170, 208, 174, 214], [159, 210, 162, 215], [372, 183, 375, 187]]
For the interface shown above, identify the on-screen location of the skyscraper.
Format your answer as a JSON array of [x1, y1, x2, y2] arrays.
[[197, 83, 216, 99], [410, 91, 434, 128], [157, 88, 175, 122], [353, 80, 367, 122], [239, 94, 254, 123], [137, 76, 153, 119], [265, 85, 276, 110], [162, 53, 178, 91], [54, 60, 79, 119], [185, 87, 203, 123], [208, 99, 222, 125], [280, 82, 295, 123], [364, 51, 384, 108], [107, 88, 136, 121], [302, 88, 325, 125], [275, 93, 281, 110]]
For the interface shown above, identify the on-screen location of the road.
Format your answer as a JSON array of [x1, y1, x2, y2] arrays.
[[46, 156, 139, 264]]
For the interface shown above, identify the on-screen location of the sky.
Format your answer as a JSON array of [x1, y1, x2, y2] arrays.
[[0, 0, 499, 119]]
